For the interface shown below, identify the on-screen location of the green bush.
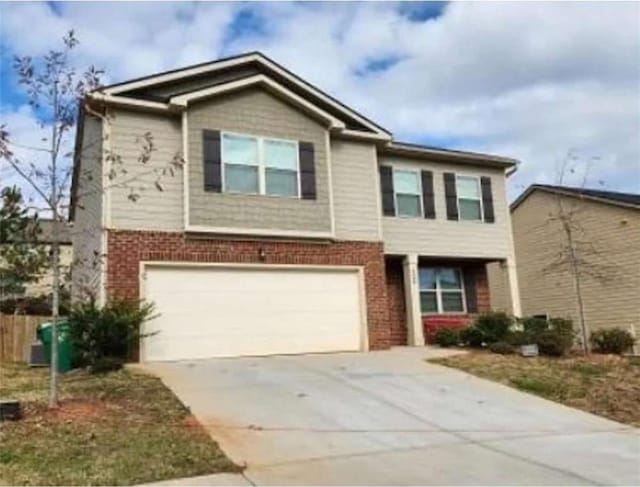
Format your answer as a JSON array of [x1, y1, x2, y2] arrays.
[[507, 330, 534, 347], [434, 328, 460, 347], [514, 316, 575, 357], [489, 341, 514, 354], [67, 300, 156, 372], [590, 328, 635, 355], [521, 317, 548, 336], [473, 311, 513, 344], [536, 329, 574, 357], [460, 326, 485, 348]]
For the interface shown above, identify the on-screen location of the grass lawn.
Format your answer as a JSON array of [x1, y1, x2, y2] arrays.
[[0, 363, 240, 486], [431, 352, 640, 427]]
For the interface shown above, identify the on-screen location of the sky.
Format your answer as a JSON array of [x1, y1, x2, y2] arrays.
[[1, 1, 639, 202]]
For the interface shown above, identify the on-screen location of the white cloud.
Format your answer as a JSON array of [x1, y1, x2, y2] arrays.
[[1, 1, 638, 200]]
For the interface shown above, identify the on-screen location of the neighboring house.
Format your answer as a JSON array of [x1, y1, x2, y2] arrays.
[[489, 184, 640, 337], [71, 52, 521, 362], [0, 219, 73, 297]]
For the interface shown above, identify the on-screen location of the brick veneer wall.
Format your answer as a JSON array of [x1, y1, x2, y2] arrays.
[[106, 230, 391, 350], [385, 258, 407, 346]]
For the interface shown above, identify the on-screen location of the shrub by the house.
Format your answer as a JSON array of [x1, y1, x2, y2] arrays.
[[590, 328, 635, 355], [434, 328, 461, 348], [67, 300, 156, 373], [474, 311, 513, 343], [460, 326, 485, 348]]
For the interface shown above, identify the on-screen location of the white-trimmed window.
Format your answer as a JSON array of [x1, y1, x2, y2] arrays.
[[419, 267, 466, 313], [264, 139, 299, 197], [393, 169, 422, 217], [222, 132, 300, 198], [456, 176, 483, 221]]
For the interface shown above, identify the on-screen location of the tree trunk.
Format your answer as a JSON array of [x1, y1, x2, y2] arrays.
[[49, 85, 60, 408], [566, 222, 589, 353]]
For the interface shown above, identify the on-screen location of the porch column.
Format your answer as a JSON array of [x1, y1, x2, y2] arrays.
[[403, 254, 425, 346], [506, 256, 522, 317]]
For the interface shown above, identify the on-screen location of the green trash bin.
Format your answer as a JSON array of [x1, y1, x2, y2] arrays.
[[37, 321, 74, 373]]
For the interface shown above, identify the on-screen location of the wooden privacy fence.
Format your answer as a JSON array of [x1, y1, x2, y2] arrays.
[[0, 314, 51, 363]]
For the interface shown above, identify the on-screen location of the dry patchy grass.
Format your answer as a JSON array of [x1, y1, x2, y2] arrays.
[[0, 363, 240, 486], [431, 352, 640, 427]]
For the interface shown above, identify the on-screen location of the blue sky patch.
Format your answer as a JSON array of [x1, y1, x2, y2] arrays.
[[354, 55, 406, 78], [398, 2, 447, 22]]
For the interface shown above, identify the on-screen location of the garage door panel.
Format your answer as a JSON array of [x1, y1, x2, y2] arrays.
[[141, 265, 364, 361]]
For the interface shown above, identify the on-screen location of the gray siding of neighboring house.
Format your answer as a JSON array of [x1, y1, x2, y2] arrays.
[[379, 155, 513, 259], [187, 87, 332, 233], [331, 139, 381, 241], [72, 114, 103, 301], [108, 108, 184, 231], [490, 190, 640, 335]]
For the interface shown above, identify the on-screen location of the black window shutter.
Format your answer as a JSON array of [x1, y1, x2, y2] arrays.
[[480, 176, 495, 223], [443, 172, 458, 220], [463, 270, 478, 313], [299, 142, 316, 200], [421, 170, 435, 219], [379, 166, 395, 216], [202, 130, 221, 192]]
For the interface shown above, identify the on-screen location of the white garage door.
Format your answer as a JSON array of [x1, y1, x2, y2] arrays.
[[141, 264, 365, 361]]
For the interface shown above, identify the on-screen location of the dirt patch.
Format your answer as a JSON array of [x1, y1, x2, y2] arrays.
[[48, 400, 108, 422], [183, 414, 203, 430]]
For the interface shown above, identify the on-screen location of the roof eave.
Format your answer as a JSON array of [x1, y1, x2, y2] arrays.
[[511, 185, 640, 212], [382, 142, 519, 170]]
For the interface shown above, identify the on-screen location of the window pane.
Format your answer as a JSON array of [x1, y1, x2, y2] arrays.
[[420, 291, 438, 313], [266, 168, 298, 197], [419, 268, 437, 290], [396, 194, 421, 217], [264, 140, 297, 170], [393, 170, 420, 194], [441, 292, 464, 312], [457, 176, 480, 199], [223, 134, 258, 166], [438, 268, 462, 290], [459, 199, 482, 220], [224, 164, 258, 193]]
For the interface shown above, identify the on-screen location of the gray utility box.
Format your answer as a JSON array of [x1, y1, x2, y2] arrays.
[[29, 341, 48, 367]]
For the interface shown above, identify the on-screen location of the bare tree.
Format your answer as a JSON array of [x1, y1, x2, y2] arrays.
[[540, 150, 618, 353], [0, 31, 183, 406]]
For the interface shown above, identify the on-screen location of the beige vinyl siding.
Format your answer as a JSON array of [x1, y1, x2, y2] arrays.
[[71, 115, 103, 301], [108, 109, 184, 231], [331, 140, 380, 241], [187, 87, 331, 233], [380, 155, 512, 259], [487, 261, 513, 313], [504, 190, 640, 335]]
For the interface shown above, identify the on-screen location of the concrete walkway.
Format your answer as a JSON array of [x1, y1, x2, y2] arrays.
[[143, 348, 640, 485]]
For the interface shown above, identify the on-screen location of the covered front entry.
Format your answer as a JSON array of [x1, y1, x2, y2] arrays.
[[385, 255, 503, 346], [140, 263, 366, 362]]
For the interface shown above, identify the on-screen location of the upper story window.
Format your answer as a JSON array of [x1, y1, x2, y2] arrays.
[[393, 169, 422, 218], [223, 134, 259, 194], [264, 139, 299, 197], [222, 132, 300, 198], [419, 267, 466, 314], [456, 176, 483, 221]]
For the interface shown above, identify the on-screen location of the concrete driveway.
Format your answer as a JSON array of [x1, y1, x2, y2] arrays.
[[145, 348, 639, 485]]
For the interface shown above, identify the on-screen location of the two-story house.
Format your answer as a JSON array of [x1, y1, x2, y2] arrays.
[[71, 52, 521, 362]]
